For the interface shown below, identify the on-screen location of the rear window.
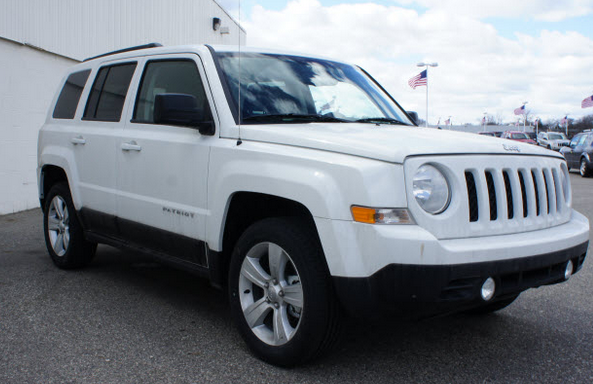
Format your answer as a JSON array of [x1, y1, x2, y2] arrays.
[[52, 70, 91, 119], [83, 63, 137, 122]]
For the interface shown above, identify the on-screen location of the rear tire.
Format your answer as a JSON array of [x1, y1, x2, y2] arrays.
[[466, 294, 519, 315], [228, 217, 341, 367], [43, 182, 96, 269]]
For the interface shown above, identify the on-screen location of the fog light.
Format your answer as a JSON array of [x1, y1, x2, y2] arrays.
[[481, 277, 496, 301], [564, 260, 574, 280]]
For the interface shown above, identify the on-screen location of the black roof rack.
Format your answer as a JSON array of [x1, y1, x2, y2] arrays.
[[84, 43, 163, 62]]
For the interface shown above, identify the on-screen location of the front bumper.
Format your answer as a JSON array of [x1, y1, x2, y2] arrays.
[[333, 241, 588, 318], [315, 209, 589, 318]]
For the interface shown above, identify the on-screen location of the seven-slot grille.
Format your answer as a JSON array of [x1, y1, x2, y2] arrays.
[[405, 155, 571, 239], [464, 166, 566, 223]]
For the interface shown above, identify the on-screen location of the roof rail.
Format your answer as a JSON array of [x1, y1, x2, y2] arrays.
[[84, 43, 163, 62]]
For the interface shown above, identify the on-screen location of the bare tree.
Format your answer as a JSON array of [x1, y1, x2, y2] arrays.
[[495, 112, 504, 125]]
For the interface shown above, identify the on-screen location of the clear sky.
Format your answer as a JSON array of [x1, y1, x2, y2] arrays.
[[216, 0, 593, 125]]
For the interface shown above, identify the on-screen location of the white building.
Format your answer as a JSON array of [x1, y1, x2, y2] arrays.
[[0, 0, 245, 215]]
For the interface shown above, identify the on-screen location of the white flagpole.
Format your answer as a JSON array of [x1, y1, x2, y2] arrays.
[[425, 68, 429, 127], [417, 62, 438, 127]]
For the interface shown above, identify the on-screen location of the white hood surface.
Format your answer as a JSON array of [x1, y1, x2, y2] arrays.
[[239, 123, 561, 163]]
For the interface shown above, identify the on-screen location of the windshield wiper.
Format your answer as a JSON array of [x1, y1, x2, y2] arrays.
[[242, 113, 347, 123], [354, 117, 410, 126]]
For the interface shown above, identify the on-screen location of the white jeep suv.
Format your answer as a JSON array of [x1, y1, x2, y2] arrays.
[[538, 131, 570, 151], [38, 43, 589, 366]]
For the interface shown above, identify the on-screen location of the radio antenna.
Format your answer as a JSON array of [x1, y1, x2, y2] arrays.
[[236, 0, 243, 146]]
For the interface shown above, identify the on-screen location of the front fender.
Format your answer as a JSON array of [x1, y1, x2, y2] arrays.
[[205, 140, 407, 252]]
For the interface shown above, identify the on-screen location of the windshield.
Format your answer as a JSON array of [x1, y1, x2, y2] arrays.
[[511, 133, 529, 139], [548, 133, 565, 140], [215, 52, 413, 125]]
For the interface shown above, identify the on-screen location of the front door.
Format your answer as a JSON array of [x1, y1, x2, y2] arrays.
[[116, 55, 216, 266]]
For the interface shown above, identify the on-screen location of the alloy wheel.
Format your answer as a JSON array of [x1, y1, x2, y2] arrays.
[[238, 242, 304, 346], [47, 196, 70, 256]]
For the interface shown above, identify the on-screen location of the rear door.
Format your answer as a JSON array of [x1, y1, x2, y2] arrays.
[[70, 62, 137, 235], [116, 54, 217, 266]]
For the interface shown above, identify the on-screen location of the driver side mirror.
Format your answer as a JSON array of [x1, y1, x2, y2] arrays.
[[154, 93, 215, 135], [406, 111, 419, 125]]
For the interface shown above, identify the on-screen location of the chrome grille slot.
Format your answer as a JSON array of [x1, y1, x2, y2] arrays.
[[518, 171, 528, 218], [552, 168, 563, 213], [542, 170, 551, 214], [502, 170, 514, 219], [543, 168, 557, 215], [465, 171, 479, 222], [485, 171, 497, 221], [531, 170, 541, 216]]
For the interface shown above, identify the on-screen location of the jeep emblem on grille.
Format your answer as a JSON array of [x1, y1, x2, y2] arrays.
[[502, 143, 521, 152]]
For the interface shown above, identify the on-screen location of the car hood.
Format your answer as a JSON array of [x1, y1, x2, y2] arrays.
[[549, 139, 570, 144], [514, 138, 537, 144], [238, 123, 560, 163]]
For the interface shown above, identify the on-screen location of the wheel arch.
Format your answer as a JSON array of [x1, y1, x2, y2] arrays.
[[209, 192, 324, 289], [39, 164, 69, 209]]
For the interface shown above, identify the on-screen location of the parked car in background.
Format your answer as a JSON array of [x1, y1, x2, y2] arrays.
[[478, 131, 497, 137], [501, 131, 537, 145], [560, 130, 593, 177], [538, 132, 570, 151]]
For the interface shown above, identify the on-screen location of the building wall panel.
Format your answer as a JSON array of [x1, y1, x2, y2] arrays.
[[0, 38, 77, 214], [0, 0, 245, 61], [0, 0, 245, 214]]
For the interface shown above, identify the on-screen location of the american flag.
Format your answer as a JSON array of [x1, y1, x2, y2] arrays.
[[445, 118, 450, 125], [582, 95, 593, 109], [514, 105, 525, 115], [560, 115, 568, 126], [408, 70, 427, 89], [482, 116, 486, 124]]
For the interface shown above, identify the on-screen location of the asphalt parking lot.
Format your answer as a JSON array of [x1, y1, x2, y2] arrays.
[[1, 173, 592, 384]]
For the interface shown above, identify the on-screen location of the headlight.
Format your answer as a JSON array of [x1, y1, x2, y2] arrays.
[[413, 164, 451, 214]]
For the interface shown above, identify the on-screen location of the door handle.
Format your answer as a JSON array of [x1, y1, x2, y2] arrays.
[[121, 141, 142, 151], [70, 136, 86, 145]]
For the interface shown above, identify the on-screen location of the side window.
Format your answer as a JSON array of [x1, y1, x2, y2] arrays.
[[53, 70, 91, 119], [83, 63, 137, 121], [570, 135, 581, 147], [577, 135, 587, 146], [133, 60, 212, 124]]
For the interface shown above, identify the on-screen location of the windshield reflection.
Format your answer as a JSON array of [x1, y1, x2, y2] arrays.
[[215, 52, 412, 125]]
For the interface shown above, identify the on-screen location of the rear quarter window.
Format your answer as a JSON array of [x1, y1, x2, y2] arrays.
[[52, 70, 91, 119]]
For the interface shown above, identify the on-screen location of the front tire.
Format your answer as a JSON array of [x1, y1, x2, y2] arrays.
[[228, 218, 341, 367], [580, 158, 592, 177], [43, 182, 96, 269]]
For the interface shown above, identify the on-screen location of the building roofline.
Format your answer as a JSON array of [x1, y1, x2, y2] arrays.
[[0, 35, 80, 63]]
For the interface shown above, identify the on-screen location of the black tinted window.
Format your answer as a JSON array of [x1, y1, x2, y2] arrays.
[[133, 60, 211, 123], [53, 70, 91, 119], [83, 63, 136, 121]]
